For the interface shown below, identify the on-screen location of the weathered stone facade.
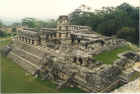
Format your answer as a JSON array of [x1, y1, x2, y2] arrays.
[[7, 15, 140, 92]]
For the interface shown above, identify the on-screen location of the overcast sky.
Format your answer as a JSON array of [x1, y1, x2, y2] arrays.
[[0, 0, 139, 19]]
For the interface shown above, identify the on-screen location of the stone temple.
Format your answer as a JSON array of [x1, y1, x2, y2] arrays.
[[6, 15, 140, 92]]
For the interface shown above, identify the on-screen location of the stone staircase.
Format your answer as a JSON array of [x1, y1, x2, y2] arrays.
[[11, 47, 42, 66], [7, 41, 46, 74], [8, 52, 39, 74]]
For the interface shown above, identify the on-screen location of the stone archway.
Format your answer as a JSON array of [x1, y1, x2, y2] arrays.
[[79, 57, 83, 65], [71, 38, 75, 44], [32, 40, 34, 45], [73, 57, 77, 63], [77, 39, 80, 44], [85, 43, 88, 49], [38, 36, 41, 45]]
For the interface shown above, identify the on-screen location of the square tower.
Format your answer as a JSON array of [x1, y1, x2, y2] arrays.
[[57, 15, 70, 31]]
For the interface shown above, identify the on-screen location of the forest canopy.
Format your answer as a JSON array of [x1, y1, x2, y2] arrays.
[[69, 3, 139, 44]]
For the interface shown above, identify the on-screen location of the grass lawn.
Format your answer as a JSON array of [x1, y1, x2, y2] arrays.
[[93, 46, 134, 64], [0, 39, 84, 93], [0, 39, 12, 48], [129, 72, 140, 81], [1, 56, 84, 93]]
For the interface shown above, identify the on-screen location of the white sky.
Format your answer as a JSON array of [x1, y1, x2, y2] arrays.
[[0, 0, 139, 19]]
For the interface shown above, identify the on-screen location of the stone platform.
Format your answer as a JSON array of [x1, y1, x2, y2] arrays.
[[113, 77, 140, 93]]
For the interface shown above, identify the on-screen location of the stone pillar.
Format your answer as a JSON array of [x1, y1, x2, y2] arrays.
[[56, 33, 59, 38], [28, 39, 30, 44], [24, 38, 26, 43], [29, 39, 31, 44], [31, 38, 33, 44], [25, 38, 28, 43], [24, 37, 26, 42], [48, 35, 50, 39], [66, 33, 68, 37], [21, 37, 23, 41], [34, 40, 38, 46], [25, 38, 27, 43], [18, 36, 20, 40]]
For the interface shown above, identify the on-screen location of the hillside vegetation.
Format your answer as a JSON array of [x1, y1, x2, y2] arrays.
[[70, 3, 139, 45]]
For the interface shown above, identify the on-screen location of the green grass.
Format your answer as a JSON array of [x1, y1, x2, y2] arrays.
[[1, 56, 84, 93], [129, 72, 140, 81], [0, 39, 11, 48], [93, 46, 133, 64], [0, 39, 84, 93]]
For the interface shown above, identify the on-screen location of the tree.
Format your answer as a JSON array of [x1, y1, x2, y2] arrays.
[[0, 20, 3, 28], [117, 27, 136, 44], [45, 19, 56, 28], [22, 18, 37, 28], [69, 3, 139, 44], [0, 30, 7, 37], [12, 27, 17, 32], [21, 18, 56, 30], [96, 19, 117, 36], [12, 22, 21, 27]]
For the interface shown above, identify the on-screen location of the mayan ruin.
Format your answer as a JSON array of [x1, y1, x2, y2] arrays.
[[2, 15, 139, 93]]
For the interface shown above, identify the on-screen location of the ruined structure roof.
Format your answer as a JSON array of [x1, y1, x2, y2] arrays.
[[41, 28, 57, 31]]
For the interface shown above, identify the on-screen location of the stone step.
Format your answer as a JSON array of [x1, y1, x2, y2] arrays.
[[12, 48, 42, 66], [13, 40, 45, 57], [8, 52, 39, 74]]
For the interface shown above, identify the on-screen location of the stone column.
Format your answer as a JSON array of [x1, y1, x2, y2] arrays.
[[56, 33, 59, 38], [21, 37, 23, 41], [25, 37, 27, 43], [25, 38, 27, 43], [34, 40, 38, 46], [24, 37, 26, 43], [27, 39, 29, 44], [30, 38, 33, 44], [29, 39, 31, 44], [24, 37, 27, 43], [28, 39, 30, 44], [18, 36, 20, 40]]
